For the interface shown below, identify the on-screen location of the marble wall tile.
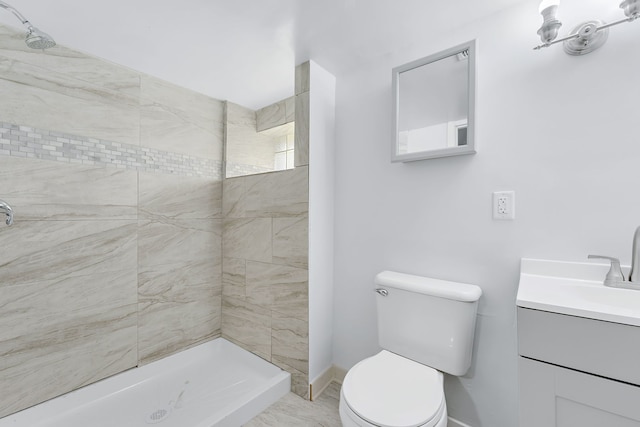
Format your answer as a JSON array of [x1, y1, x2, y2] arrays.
[[135, 72, 225, 365], [140, 75, 223, 134], [138, 258, 221, 300], [273, 216, 309, 269], [139, 172, 222, 220], [225, 102, 276, 176], [222, 218, 272, 262], [255, 96, 295, 131], [256, 101, 286, 132], [138, 218, 221, 269], [294, 92, 310, 167], [140, 75, 224, 160], [222, 176, 247, 218], [223, 168, 308, 219], [285, 96, 296, 123], [0, 220, 137, 287], [295, 62, 311, 95], [0, 156, 137, 220], [222, 257, 246, 299], [0, 301, 136, 367], [226, 101, 256, 128], [271, 311, 309, 398], [273, 358, 310, 399], [138, 294, 221, 365], [272, 313, 309, 375], [226, 163, 273, 178], [0, 25, 141, 97], [222, 157, 310, 398], [225, 96, 298, 178], [221, 297, 272, 360], [1, 269, 137, 337], [136, 211, 224, 363], [246, 261, 308, 318], [0, 268, 137, 415], [137, 218, 222, 363], [0, 57, 140, 146], [244, 166, 309, 218]]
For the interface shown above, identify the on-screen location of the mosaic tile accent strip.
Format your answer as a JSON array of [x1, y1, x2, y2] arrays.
[[0, 122, 221, 179]]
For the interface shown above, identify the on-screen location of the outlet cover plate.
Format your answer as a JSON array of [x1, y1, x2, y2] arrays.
[[493, 191, 515, 220]]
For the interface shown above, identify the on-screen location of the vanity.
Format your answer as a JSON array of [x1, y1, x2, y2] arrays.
[[517, 258, 640, 426]]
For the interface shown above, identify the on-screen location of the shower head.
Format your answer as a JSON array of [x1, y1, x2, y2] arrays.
[[0, 0, 56, 50], [25, 26, 55, 49]]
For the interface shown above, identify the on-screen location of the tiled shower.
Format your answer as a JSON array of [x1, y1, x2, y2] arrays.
[[0, 22, 312, 418]]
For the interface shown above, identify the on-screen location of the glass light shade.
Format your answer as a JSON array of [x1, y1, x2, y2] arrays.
[[537, 0, 562, 44], [539, 0, 560, 13], [620, 0, 640, 18]]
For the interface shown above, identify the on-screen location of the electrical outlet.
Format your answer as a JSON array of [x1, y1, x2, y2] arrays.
[[493, 191, 515, 220]]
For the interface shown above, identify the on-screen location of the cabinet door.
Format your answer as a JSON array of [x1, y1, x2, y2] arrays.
[[519, 357, 640, 427]]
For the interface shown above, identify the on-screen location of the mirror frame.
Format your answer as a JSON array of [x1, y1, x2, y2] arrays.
[[391, 39, 477, 162]]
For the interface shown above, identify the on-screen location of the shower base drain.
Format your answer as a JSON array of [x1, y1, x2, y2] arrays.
[[146, 407, 171, 424]]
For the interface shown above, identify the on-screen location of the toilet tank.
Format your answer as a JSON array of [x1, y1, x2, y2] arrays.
[[375, 271, 482, 376]]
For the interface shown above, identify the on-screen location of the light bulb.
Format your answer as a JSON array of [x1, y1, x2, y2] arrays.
[[539, 0, 560, 14]]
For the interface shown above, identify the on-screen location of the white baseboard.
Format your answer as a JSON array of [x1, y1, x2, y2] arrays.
[[332, 365, 347, 384], [309, 366, 334, 401], [308, 365, 348, 400], [448, 417, 473, 427]]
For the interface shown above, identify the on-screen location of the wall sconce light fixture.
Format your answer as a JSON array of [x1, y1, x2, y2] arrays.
[[534, 0, 639, 55]]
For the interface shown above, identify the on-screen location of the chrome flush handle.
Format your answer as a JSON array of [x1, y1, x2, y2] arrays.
[[375, 288, 389, 297]]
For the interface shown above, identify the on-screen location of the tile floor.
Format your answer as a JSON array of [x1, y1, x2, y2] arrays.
[[246, 382, 343, 426]]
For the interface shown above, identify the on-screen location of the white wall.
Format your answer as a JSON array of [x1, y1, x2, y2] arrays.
[[331, 1, 640, 426], [309, 61, 337, 383]]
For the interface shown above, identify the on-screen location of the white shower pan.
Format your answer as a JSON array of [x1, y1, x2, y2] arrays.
[[0, 338, 290, 427]]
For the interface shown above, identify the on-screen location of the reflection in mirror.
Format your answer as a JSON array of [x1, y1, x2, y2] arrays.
[[392, 40, 476, 162], [225, 96, 295, 178], [398, 53, 468, 152]]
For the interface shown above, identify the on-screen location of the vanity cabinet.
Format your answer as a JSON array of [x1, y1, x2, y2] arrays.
[[516, 258, 640, 427], [519, 357, 640, 427], [518, 307, 640, 427]]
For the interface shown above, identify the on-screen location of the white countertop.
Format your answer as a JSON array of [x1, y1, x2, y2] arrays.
[[517, 258, 640, 327]]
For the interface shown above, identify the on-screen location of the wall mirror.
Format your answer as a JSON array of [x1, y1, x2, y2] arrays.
[[392, 40, 476, 162]]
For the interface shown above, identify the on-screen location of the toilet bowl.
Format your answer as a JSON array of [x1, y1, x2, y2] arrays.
[[339, 350, 447, 427], [338, 271, 481, 427]]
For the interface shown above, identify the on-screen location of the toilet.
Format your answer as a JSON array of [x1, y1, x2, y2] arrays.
[[339, 271, 482, 427]]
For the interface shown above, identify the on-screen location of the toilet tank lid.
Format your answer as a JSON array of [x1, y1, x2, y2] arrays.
[[375, 271, 482, 302]]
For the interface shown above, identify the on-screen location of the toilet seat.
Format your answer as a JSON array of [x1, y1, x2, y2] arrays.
[[341, 350, 446, 427]]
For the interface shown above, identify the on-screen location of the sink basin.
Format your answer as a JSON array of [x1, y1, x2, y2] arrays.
[[517, 258, 640, 327]]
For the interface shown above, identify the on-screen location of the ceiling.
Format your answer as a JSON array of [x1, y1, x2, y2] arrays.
[[0, 0, 521, 109]]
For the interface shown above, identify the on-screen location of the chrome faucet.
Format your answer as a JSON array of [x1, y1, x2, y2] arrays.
[[589, 225, 640, 290], [0, 199, 13, 226], [630, 226, 640, 282]]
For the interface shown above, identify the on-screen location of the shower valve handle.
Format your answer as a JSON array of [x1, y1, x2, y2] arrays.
[[0, 199, 14, 226]]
